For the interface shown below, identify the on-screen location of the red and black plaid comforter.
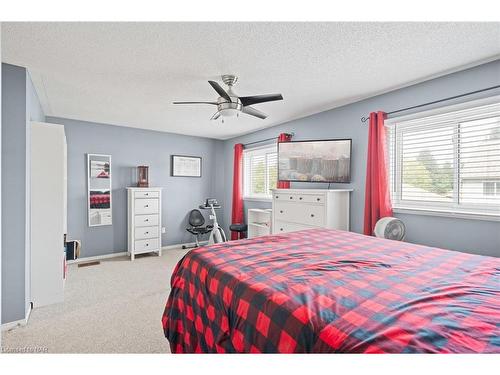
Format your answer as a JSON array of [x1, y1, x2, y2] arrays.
[[162, 229, 500, 353]]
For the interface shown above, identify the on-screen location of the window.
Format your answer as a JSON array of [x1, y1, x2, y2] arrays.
[[387, 98, 500, 219], [243, 144, 278, 200]]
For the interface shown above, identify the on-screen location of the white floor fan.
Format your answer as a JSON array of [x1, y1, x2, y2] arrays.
[[374, 217, 406, 241]]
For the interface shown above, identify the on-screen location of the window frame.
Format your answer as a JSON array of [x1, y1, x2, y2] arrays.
[[243, 143, 278, 201], [386, 95, 500, 221]]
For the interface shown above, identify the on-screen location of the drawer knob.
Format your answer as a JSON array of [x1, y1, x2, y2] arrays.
[[279, 210, 283, 214], [145, 219, 149, 222], [275, 195, 279, 198], [146, 243, 149, 246], [311, 214, 315, 217], [316, 198, 320, 201], [145, 205, 149, 207], [299, 197, 303, 200], [289, 196, 293, 199], [145, 231, 149, 234], [280, 228, 283, 231]]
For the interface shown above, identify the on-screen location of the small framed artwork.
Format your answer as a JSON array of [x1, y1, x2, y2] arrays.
[[171, 155, 202, 177]]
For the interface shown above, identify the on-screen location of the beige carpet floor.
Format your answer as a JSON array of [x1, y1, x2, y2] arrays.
[[1, 248, 188, 353]]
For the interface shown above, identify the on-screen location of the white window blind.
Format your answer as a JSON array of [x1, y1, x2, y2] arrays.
[[243, 144, 278, 199], [387, 98, 500, 218]]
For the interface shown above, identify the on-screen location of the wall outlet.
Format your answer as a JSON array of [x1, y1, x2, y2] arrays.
[[161, 227, 166, 234]]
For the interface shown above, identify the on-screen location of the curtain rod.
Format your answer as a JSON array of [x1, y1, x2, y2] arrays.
[[243, 132, 294, 147], [360, 85, 500, 123]]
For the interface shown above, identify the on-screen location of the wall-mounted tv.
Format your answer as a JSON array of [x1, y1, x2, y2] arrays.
[[278, 139, 352, 183]]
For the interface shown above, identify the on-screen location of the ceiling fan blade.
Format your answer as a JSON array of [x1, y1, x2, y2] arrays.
[[211, 111, 221, 120], [242, 106, 267, 120], [173, 101, 218, 105], [208, 81, 231, 102], [239, 94, 283, 107]]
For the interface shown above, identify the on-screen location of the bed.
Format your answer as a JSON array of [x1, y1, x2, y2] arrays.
[[162, 228, 500, 353]]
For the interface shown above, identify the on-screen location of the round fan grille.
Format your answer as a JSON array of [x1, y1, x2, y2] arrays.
[[374, 217, 406, 241]]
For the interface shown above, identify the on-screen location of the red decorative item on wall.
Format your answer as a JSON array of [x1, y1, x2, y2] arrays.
[[231, 144, 244, 240], [363, 111, 393, 236], [277, 133, 293, 189]]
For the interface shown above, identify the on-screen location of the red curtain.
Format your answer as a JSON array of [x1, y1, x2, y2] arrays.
[[231, 143, 244, 240], [363, 111, 393, 236], [277, 133, 293, 189]]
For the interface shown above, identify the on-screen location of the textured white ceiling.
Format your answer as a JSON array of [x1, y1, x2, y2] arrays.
[[2, 22, 500, 139]]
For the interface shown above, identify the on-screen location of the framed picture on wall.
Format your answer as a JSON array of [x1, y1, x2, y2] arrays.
[[171, 155, 202, 177]]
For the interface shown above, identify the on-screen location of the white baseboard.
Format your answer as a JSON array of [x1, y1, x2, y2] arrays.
[[67, 241, 208, 264], [162, 240, 208, 250], [2, 304, 32, 331], [67, 251, 128, 264], [1, 318, 26, 331]]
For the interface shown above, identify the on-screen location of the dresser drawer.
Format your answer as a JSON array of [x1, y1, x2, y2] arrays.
[[134, 190, 160, 199], [273, 220, 318, 234], [273, 192, 300, 202], [134, 198, 159, 215], [134, 238, 159, 252], [134, 225, 159, 240], [273, 192, 325, 204], [299, 194, 325, 204], [134, 214, 159, 227], [274, 201, 326, 227]]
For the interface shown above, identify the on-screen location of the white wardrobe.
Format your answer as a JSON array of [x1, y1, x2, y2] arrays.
[[31, 121, 67, 307]]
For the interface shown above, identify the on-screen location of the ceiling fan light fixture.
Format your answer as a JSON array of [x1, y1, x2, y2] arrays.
[[219, 108, 239, 117], [217, 101, 241, 117]]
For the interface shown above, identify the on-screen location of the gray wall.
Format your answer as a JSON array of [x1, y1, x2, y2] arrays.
[[218, 60, 500, 257], [1, 63, 44, 324], [46, 117, 220, 258]]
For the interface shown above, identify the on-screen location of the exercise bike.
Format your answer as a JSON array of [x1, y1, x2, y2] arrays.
[[182, 198, 227, 249], [199, 198, 227, 244]]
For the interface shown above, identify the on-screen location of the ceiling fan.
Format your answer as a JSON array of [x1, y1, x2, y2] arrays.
[[173, 74, 283, 122]]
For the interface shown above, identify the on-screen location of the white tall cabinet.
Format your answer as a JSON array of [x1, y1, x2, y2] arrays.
[[31, 122, 67, 307], [272, 189, 351, 234], [127, 188, 162, 260]]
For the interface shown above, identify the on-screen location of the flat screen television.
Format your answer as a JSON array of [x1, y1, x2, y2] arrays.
[[278, 139, 352, 183]]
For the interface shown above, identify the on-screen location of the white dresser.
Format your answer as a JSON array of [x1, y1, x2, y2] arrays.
[[271, 189, 351, 234], [127, 187, 163, 260]]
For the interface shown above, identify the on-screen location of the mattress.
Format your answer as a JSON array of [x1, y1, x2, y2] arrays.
[[162, 228, 500, 353]]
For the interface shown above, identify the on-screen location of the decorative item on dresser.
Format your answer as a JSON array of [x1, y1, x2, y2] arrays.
[[272, 189, 352, 234], [137, 165, 149, 187], [127, 187, 163, 261]]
